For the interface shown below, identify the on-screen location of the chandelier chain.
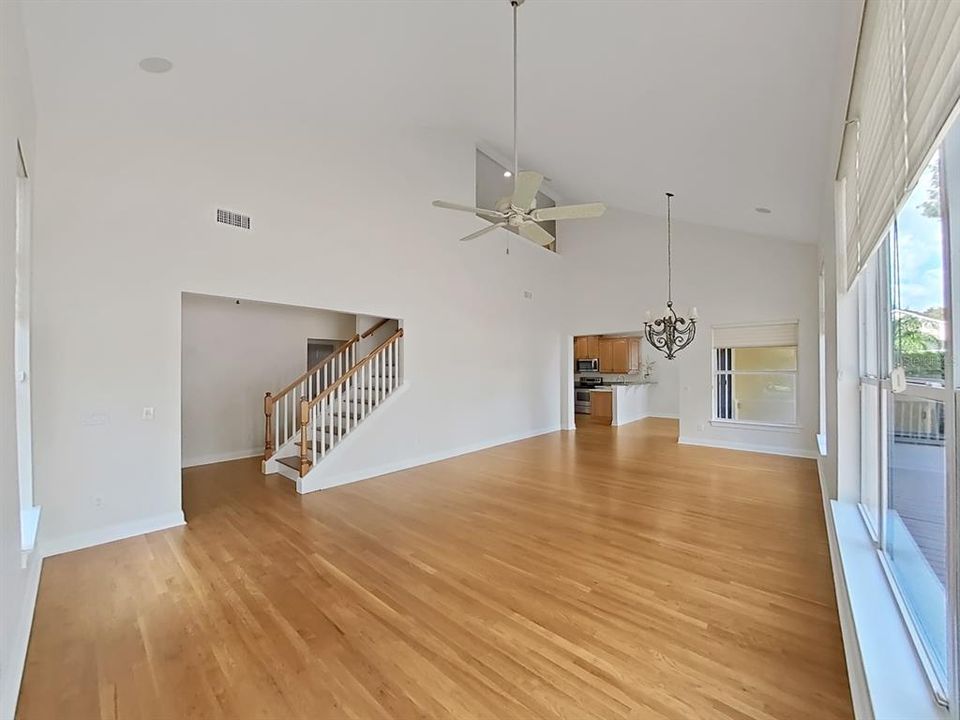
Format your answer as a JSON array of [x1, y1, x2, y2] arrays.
[[666, 192, 673, 305]]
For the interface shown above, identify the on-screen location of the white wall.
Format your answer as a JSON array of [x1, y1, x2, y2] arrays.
[[0, 2, 41, 716], [181, 294, 355, 467], [562, 207, 819, 457], [29, 100, 564, 545]]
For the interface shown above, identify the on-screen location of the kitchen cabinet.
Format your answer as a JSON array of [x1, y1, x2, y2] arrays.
[[590, 391, 612, 422], [574, 335, 600, 360], [599, 337, 641, 373]]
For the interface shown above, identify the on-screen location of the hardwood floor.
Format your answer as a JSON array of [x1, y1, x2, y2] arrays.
[[18, 418, 852, 719]]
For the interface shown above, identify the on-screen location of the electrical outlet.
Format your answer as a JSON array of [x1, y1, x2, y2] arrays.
[[142, 407, 155, 421], [697, 423, 704, 432]]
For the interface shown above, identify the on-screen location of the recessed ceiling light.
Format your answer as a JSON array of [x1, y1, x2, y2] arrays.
[[503, 170, 512, 178], [139, 57, 173, 74], [755, 206, 772, 214]]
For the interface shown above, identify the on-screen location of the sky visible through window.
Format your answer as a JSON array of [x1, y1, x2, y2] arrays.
[[895, 155, 944, 316]]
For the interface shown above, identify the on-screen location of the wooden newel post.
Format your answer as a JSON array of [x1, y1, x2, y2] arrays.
[[299, 397, 310, 477], [264, 392, 274, 459]]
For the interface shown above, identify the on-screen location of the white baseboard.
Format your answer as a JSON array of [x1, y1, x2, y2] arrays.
[[817, 459, 873, 720], [0, 550, 43, 720], [40, 511, 186, 559], [299, 423, 561, 494], [182, 448, 261, 468], [677, 435, 817, 459]]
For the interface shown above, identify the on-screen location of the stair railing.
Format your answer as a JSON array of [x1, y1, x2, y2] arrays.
[[264, 334, 360, 458], [297, 328, 403, 477], [361, 317, 390, 339]]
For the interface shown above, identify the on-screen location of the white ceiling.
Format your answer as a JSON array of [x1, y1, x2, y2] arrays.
[[20, 0, 861, 243]]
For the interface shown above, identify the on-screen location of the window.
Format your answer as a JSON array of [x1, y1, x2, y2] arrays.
[[712, 323, 799, 426], [855, 138, 957, 701], [885, 149, 950, 691], [818, 262, 828, 453], [14, 139, 39, 553]]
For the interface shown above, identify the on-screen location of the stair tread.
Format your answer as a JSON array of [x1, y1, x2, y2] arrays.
[[276, 455, 307, 470]]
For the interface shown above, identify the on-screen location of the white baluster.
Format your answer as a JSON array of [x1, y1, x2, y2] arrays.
[[337, 383, 343, 440], [347, 373, 353, 432], [389, 341, 394, 393], [319, 397, 326, 457], [283, 394, 288, 444], [360, 363, 366, 421], [311, 405, 317, 466], [274, 407, 279, 452]]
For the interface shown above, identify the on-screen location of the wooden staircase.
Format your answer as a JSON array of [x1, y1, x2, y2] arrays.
[[262, 320, 402, 487]]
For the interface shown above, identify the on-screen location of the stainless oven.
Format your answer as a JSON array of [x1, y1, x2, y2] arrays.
[[577, 358, 599, 373], [575, 376, 603, 414]]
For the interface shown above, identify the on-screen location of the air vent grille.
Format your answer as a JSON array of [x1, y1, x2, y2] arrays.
[[217, 209, 251, 229]]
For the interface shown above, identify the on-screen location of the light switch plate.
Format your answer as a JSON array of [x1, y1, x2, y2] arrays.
[[142, 407, 155, 421]]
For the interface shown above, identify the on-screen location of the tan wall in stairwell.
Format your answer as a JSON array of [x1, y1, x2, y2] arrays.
[[180, 293, 356, 468], [356, 315, 401, 358]]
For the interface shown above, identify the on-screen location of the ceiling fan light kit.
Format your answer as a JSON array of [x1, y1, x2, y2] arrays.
[[431, 0, 607, 249], [644, 193, 697, 360]]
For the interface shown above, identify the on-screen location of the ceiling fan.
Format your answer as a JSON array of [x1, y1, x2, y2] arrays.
[[432, 0, 606, 247]]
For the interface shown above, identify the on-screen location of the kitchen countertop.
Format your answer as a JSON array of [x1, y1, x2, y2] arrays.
[[582, 381, 657, 392]]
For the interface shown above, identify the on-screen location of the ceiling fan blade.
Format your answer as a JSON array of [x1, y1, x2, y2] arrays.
[[459, 222, 507, 242], [519, 221, 555, 246], [531, 202, 607, 222], [511, 171, 543, 211], [433, 200, 505, 219]]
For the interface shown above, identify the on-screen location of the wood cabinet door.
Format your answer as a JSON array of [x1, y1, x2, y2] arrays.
[[598, 338, 614, 372], [591, 392, 612, 419], [574, 336, 586, 360], [629, 338, 641, 371], [585, 335, 600, 358], [613, 339, 630, 373]]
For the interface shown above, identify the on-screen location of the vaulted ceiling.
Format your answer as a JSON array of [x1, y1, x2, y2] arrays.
[[21, 0, 861, 243]]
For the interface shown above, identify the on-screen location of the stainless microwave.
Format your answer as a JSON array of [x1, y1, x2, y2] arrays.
[[577, 358, 599, 372]]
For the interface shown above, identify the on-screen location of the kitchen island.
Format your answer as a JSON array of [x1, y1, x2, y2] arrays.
[[580, 381, 656, 426]]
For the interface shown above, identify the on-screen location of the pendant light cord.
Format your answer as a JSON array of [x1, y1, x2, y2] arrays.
[[666, 192, 674, 305]]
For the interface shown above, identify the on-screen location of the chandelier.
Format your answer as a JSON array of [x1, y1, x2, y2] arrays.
[[644, 192, 697, 360]]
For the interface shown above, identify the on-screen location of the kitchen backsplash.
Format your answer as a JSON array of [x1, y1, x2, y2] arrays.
[[575, 372, 653, 384]]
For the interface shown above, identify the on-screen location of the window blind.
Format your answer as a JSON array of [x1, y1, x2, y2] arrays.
[[841, 0, 901, 289], [712, 322, 799, 349], [839, 0, 960, 290], [904, 0, 960, 184]]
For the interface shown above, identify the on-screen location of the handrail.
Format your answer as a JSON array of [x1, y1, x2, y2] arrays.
[[307, 329, 403, 410], [361, 318, 391, 339], [272, 334, 359, 401]]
